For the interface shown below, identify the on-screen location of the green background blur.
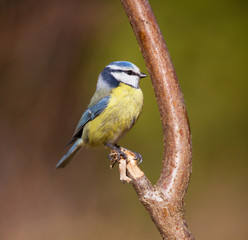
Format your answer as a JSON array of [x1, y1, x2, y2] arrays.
[[1, 0, 247, 239]]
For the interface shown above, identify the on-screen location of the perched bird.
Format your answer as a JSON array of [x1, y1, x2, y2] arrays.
[[56, 61, 146, 169]]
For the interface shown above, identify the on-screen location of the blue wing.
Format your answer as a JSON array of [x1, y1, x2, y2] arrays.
[[67, 96, 110, 145]]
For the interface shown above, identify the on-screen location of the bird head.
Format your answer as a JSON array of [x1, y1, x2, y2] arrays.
[[97, 61, 147, 90]]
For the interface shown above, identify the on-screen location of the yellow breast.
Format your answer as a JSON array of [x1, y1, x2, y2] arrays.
[[83, 83, 143, 147]]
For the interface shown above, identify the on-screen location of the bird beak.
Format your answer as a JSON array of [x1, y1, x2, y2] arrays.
[[140, 72, 147, 78]]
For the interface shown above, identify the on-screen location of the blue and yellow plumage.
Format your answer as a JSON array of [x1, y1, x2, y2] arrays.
[[56, 61, 146, 169]]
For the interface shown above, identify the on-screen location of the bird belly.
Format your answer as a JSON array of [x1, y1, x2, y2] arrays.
[[82, 84, 143, 147]]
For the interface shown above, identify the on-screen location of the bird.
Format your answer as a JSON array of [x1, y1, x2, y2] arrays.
[[56, 61, 147, 169]]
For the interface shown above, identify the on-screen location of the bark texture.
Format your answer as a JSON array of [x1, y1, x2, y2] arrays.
[[120, 0, 194, 239]]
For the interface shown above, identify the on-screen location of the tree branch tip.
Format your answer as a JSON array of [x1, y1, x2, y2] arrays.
[[119, 159, 132, 183]]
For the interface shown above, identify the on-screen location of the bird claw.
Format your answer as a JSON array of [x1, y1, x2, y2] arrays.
[[133, 151, 143, 165], [120, 147, 143, 165], [108, 149, 127, 169], [108, 148, 142, 167], [108, 153, 117, 169]]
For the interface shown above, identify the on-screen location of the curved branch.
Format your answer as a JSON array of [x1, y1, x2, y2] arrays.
[[120, 0, 194, 239]]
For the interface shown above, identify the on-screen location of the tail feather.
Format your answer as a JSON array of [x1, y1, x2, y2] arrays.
[[56, 138, 83, 169]]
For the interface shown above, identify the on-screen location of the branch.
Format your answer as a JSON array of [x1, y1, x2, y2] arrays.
[[118, 0, 194, 239]]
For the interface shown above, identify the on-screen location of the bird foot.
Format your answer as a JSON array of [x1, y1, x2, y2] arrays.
[[106, 143, 127, 168], [121, 147, 143, 165], [108, 150, 127, 169], [108, 152, 119, 169]]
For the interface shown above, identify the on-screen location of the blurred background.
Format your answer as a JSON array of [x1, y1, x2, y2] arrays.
[[0, 0, 247, 239]]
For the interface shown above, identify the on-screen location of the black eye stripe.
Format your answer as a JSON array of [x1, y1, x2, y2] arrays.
[[110, 69, 140, 77]]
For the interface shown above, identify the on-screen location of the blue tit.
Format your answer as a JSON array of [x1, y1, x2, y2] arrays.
[[56, 61, 147, 169]]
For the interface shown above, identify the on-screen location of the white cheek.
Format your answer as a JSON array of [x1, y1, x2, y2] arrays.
[[111, 72, 139, 88], [97, 74, 110, 90]]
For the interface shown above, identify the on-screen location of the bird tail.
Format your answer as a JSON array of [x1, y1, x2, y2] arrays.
[[56, 138, 83, 169]]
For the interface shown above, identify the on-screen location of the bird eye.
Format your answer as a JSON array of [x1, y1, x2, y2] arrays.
[[126, 70, 133, 75]]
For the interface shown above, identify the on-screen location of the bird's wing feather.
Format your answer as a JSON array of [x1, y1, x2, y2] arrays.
[[67, 96, 110, 145]]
